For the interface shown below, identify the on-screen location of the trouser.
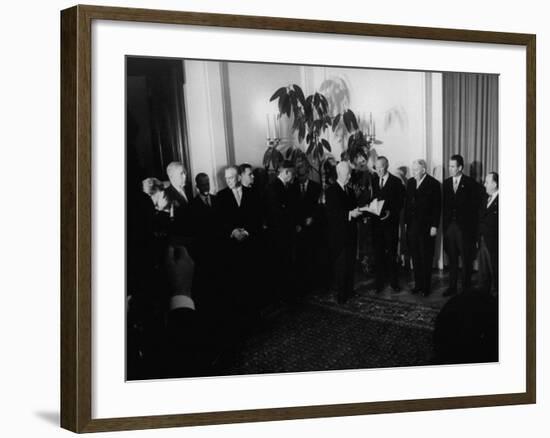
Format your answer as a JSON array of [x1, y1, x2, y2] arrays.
[[294, 226, 318, 297], [373, 222, 399, 289], [478, 236, 498, 294], [444, 222, 474, 292], [408, 225, 436, 294], [332, 240, 357, 302], [269, 230, 295, 302]]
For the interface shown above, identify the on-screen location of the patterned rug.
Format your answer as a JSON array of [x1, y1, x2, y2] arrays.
[[215, 301, 435, 377], [308, 289, 441, 331]]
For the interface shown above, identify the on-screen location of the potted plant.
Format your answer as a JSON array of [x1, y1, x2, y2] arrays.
[[269, 84, 364, 178]]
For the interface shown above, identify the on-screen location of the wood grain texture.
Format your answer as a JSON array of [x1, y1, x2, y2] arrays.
[[60, 4, 536, 433]]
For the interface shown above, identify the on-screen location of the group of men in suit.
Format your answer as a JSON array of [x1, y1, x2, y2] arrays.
[[148, 152, 499, 316], [156, 160, 326, 320], [325, 153, 499, 303]]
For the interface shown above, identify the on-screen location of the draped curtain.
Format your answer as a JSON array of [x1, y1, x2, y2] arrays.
[[442, 73, 499, 183]]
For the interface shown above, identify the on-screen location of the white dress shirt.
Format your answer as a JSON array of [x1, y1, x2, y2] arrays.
[[416, 174, 427, 189], [487, 191, 499, 207]]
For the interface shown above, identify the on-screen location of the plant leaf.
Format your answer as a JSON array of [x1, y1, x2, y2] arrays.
[[348, 110, 359, 131], [343, 111, 351, 132], [332, 114, 341, 131], [270, 87, 287, 102], [321, 138, 332, 152], [299, 125, 306, 143], [317, 142, 325, 158], [348, 134, 354, 150], [293, 84, 306, 108], [278, 93, 289, 116]]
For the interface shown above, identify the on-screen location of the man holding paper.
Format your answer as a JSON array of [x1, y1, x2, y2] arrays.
[[370, 156, 405, 293], [326, 161, 362, 304]]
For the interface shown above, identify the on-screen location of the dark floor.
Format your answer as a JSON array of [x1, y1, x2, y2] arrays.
[[128, 268, 497, 380], [210, 268, 471, 376]]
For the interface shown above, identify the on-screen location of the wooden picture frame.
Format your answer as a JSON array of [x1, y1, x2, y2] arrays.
[[60, 4, 536, 433]]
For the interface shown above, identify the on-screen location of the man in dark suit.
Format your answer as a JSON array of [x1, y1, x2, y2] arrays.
[[405, 159, 441, 296], [265, 160, 296, 302], [442, 154, 481, 296], [371, 156, 406, 293], [189, 173, 219, 309], [289, 164, 322, 296], [326, 161, 362, 303], [478, 172, 499, 295], [216, 166, 262, 324], [216, 166, 261, 243], [164, 161, 194, 243]]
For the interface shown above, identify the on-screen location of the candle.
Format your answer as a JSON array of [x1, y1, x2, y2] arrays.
[[266, 114, 271, 139], [273, 114, 278, 139], [373, 118, 376, 137], [369, 112, 373, 136]]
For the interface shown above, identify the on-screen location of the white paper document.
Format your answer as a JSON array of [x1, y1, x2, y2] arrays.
[[359, 198, 385, 216]]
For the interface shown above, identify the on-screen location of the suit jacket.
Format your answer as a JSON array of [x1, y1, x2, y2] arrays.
[[325, 183, 358, 253], [216, 186, 261, 239], [405, 174, 441, 231], [164, 184, 193, 238], [372, 173, 405, 226], [478, 193, 499, 254], [442, 174, 481, 236], [288, 179, 322, 226], [189, 193, 217, 239], [265, 178, 296, 234]]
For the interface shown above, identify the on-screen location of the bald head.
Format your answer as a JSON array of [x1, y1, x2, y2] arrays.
[[224, 166, 239, 190], [412, 159, 427, 181], [336, 161, 352, 186]]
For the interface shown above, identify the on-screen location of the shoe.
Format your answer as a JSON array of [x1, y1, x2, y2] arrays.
[[443, 288, 457, 297]]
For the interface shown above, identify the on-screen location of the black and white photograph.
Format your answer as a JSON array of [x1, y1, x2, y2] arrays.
[[126, 56, 499, 381]]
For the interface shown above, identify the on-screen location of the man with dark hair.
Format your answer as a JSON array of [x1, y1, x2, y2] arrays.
[[478, 172, 499, 294], [326, 161, 363, 303], [216, 166, 262, 325], [371, 156, 405, 293], [442, 154, 481, 296], [238, 163, 255, 189], [265, 160, 297, 302], [405, 159, 441, 296], [189, 173, 219, 307]]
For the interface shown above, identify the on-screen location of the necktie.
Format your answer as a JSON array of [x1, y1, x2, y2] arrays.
[[234, 189, 241, 206], [301, 183, 306, 197], [381, 176, 385, 189], [203, 195, 211, 207], [453, 178, 458, 193]]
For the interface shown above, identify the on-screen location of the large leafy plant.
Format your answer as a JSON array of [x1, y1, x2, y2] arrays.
[[270, 84, 362, 170]]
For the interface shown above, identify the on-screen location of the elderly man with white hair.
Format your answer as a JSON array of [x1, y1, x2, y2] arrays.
[[404, 159, 441, 296], [164, 161, 194, 239], [325, 161, 363, 304]]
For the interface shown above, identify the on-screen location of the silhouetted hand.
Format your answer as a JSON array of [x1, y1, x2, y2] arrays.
[[165, 245, 195, 296]]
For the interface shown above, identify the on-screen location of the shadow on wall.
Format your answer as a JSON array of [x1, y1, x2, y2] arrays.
[[469, 160, 484, 182], [319, 77, 351, 116], [384, 106, 408, 132]]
